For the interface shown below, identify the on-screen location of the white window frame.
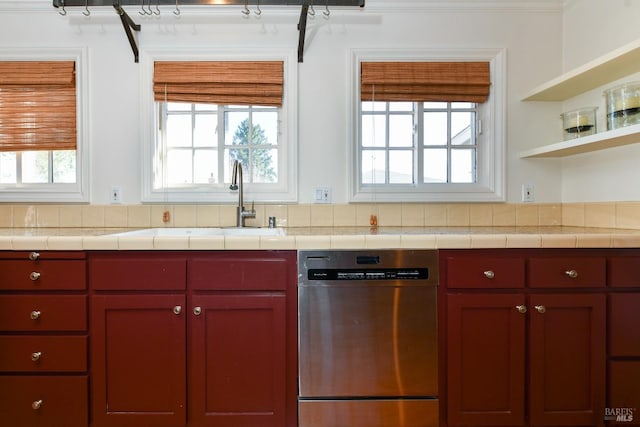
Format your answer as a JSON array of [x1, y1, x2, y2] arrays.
[[0, 47, 89, 203], [140, 48, 298, 203], [348, 48, 506, 203]]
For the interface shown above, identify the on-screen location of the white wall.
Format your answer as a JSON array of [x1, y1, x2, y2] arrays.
[[560, 0, 640, 202], [0, 0, 565, 204]]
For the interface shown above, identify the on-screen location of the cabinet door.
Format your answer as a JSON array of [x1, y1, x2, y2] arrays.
[[190, 293, 286, 427], [446, 293, 526, 427], [528, 293, 605, 427], [91, 294, 186, 427]]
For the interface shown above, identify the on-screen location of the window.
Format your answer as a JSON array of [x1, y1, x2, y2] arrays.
[[141, 51, 298, 203], [350, 49, 505, 202], [0, 50, 88, 202]]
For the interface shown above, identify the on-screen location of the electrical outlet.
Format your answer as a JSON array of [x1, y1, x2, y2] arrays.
[[314, 187, 332, 204], [522, 184, 534, 203], [110, 186, 122, 204]]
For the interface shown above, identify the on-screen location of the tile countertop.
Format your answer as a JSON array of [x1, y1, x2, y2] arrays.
[[1, 226, 640, 251]]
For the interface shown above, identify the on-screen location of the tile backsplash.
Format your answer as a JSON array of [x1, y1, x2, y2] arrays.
[[2, 201, 639, 230]]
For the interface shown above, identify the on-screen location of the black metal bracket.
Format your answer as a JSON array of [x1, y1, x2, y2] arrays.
[[113, 4, 141, 63], [297, 4, 309, 63]]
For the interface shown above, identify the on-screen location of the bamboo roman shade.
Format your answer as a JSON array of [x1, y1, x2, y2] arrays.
[[0, 61, 77, 152], [153, 61, 284, 107], [361, 61, 491, 103]]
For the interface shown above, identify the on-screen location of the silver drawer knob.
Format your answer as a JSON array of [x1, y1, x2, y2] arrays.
[[565, 270, 578, 279], [483, 270, 495, 279], [32, 400, 43, 410], [535, 305, 546, 314], [31, 352, 42, 362], [30, 310, 41, 320], [28, 252, 40, 261], [516, 305, 527, 314], [173, 306, 182, 315], [193, 306, 202, 316], [29, 271, 41, 281]]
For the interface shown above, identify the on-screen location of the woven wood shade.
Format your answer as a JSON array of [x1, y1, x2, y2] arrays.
[[361, 61, 491, 103], [154, 61, 284, 107], [0, 61, 77, 152]]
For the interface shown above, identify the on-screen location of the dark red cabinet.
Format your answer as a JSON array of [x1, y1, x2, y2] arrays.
[[446, 293, 526, 426], [91, 294, 187, 427], [0, 251, 88, 427], [442, 250, 607, 427], [190, 294, 287, 427], [88, 250, 296, 427]]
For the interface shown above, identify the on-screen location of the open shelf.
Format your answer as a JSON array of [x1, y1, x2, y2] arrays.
[[520, 124, 640, 158], [522, 38, 640, 101]]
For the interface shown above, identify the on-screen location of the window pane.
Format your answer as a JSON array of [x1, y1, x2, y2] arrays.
[[166, 114, 193, 148], [389, 150, 413, 184], [166, 149, 192, 185], [22, 151, 49, 184], [389, 115, 414, 147], [167, 102, 191, 111], [195, 104, 217, 112], [193, 149, 217, 184], [52, 150, 76, 183], [227, 148, 250, 183], [0, 152, 16, 184], [194, 114, 216, 148], [362, 150, 386, 184], [253, 111, 278, 146], [424, 102, 447, 109], [226, 112, 250, 146], [451, 149, 475, 183], [362, 101, 386, 112], [424, 112, 448, 146], [362, 115, 386, 147], [389, 102, 413, 112], [424, 148, 447, 183], [452, 102, 474, 109], [452, 112, 474, 146], [252, 148, 278, 183]]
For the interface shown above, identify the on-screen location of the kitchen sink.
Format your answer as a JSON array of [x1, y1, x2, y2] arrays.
[[109, 227, 285, 237]]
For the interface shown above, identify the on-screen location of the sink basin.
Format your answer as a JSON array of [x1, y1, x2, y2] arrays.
[[110, 227, 284, 237]]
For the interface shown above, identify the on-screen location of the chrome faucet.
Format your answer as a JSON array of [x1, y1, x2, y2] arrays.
[[229, 160, 256, 227]]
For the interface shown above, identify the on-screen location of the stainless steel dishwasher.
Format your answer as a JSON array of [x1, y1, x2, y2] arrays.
[[298, 250, 439, 427]]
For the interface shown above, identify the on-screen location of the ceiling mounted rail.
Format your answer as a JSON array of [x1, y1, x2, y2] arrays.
[[52, 1, 365, 63]]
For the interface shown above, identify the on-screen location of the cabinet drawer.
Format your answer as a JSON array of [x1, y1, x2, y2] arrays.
[[0, 260, 86, 291], [528, 257, 606, 288], [190, 254, 291, 291], [445, 257, 525, 289], [609, 293, 640, 356], [89, 254, 187, 290], [0, 295, 87, 332], [609, 256, 640, 288], [0, 375, 88, 427], [0, 336, 87, 372]]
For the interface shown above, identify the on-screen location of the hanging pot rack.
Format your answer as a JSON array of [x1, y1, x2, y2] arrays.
[[52, 1, 365, 63]]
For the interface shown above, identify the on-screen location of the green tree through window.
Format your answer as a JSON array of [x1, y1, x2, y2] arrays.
[[230, 118, 276, 183]]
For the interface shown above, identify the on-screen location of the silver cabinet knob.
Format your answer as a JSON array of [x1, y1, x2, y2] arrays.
[[565, 270, 578, 279], [30, 310, 41, 320], [32, 400, 43, 410], [535, 305, 546, 314], [173, 306, 182, 315], [29, 272, 41, 281], [28, 252, 40, 261], [516, 305, 527, 314], [31, 352, 42, 362], [483, 270, 495, 279], [193, 306, 202, 316]]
